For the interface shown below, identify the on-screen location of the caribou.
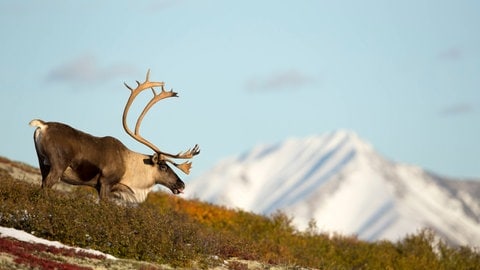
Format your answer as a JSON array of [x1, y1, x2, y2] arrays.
[[30, 70, 200, 203]]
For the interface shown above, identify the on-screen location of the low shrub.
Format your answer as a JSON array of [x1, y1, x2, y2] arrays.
[[1, 169, 479, 269]]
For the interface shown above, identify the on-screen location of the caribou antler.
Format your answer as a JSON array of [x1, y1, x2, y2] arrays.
[[122, 69, 200, 174]]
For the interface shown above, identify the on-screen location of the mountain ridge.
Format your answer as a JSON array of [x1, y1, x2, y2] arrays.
[[187, 130, 480, 247]]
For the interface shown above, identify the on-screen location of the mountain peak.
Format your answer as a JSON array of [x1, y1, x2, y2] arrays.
[[189, 130, 376, 212], [327, 129, 374, 152], [187, 131, 480, 247], [242, 129, 371, 163]]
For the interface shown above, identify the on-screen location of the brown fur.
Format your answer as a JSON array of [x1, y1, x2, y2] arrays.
[[30, 119, 184, 203]]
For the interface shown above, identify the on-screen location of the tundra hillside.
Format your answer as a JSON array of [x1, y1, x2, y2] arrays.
[[0, 156, 479, 269]]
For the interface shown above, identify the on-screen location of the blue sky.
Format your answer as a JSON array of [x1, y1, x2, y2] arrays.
[[0, 1, 479, 180]]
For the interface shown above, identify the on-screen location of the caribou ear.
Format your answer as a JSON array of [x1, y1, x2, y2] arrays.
[[151, 153, 159, 164]]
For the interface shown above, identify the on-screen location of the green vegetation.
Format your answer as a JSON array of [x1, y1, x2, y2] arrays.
[[1, 167, 479, 269]]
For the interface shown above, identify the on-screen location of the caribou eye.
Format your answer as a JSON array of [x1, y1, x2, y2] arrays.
[[159, 164, 168, 171]]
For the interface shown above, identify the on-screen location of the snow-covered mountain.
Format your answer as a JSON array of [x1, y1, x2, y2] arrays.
[[187, 130, 480, 247]]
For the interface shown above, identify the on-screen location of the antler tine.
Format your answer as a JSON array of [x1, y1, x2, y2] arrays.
[[176, 161, 193, 175], [122, 69, 166, 153], [124, 82, 134, 91], [124, 69, 160, 93], [174, 144, 201, 159], [131, 86, 178, 154], [134, 87, 178, 136], [122, 70, 200, 174], [157, 144, 200, 174], [159, 157, 194, 175]]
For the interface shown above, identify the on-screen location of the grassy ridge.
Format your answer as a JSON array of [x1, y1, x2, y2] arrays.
[[1, 167, 479, 269]]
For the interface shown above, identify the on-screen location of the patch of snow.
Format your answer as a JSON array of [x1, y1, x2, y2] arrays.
[[0, 226, 116, 260]]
